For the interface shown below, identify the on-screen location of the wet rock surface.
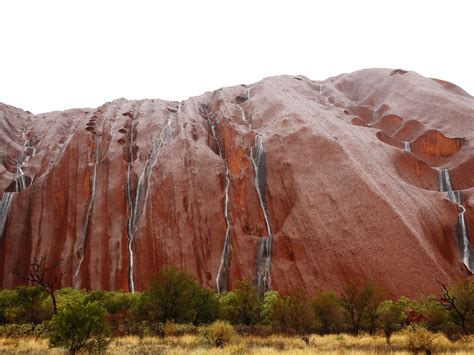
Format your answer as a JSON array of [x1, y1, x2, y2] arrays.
[[0, 69, 473, 298]]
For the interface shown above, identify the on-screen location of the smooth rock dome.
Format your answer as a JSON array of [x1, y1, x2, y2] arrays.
[[1, 68, 473, 298]]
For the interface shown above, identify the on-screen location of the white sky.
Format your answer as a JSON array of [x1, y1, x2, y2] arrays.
[[0, 0, 473, 114]]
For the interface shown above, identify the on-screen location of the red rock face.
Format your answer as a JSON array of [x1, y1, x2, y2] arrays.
[[1, 69, 473, 298]]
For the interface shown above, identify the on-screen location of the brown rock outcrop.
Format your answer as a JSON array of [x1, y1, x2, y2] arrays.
[[1, 69, 473, 298]]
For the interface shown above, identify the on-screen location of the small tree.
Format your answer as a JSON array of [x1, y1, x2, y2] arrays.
[[269, 291, 314, 344], [340, 279, 381, 336], [362, 283, 386, 335], [49, 300, 110, 354], [11, 255, 62, 315], [377, 300, 406, 344], [312, 291, 344, 334]]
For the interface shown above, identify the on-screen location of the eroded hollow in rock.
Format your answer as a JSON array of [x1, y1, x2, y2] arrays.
[[371, 114, 404, 136], [411, 130, 463, 166]]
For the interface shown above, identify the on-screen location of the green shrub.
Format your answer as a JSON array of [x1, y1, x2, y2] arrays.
[[218, 281, 262, 326], [261, 290, 280, 325], [193, 286, 218, 324], [49, 300, 110, 354], [4, 286, 52, 324], [0, 289, 16, 324], [206, 320, 237, 347], [138, 267, 205, 324], [98, 291, 140, 336], [55, 288, 87, 310]]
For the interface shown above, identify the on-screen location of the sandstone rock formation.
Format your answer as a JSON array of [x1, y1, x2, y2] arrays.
[[1, 69, 473, 298]]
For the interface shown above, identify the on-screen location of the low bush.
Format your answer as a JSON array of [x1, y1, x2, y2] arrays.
[[49, 300, 110, 354], [205, 320, 237, 347], [0, 322, 49, 338], [405, 326, 435, 353]]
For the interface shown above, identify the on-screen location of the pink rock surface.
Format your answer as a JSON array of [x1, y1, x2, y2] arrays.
[[0, 69, 473, 298]]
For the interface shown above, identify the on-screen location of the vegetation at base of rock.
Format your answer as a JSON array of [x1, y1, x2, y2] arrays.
[[2, 268, 474, 352], [49, 299, 110, 354]]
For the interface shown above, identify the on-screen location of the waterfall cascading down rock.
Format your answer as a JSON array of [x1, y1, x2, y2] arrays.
[[1, 130, 37, 240], [236, 89, 274, 296], [439, 168, 453, 192], [125, 113, 173, 293], [255, 236, 269, 298], [1, 127, 37, 241], [200, 103, 232, 293], [239, 105, 248, 124], [447, 190, 462, 206], [74, 107, 106, 285], [403, 141, 411, 152], [439, 169, 473, 272], [119, 107, 143, 292], [0, 193, 14, 240], [14, 130, 33, 193], [458, 205, 473, 271], [251, 133, 274, 295], [236, 89, 273, 295]]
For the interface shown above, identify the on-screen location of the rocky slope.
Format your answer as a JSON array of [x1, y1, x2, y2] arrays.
[[0, 69, 473, 298]]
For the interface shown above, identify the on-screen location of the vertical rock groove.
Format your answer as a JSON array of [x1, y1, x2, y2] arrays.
[[199, 103, 232, 293], [123, 106, 173, 293], [251, 133, 273, 294], [236, 88, 275, 295], [74, 105, 108, 285]]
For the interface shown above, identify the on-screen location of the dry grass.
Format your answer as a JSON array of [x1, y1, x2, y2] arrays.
[[0, 337, 63, 354], [1, 333, 474, 354]]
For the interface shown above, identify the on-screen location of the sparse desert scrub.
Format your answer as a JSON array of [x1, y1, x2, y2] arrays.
[[3, 277, 474, 353]]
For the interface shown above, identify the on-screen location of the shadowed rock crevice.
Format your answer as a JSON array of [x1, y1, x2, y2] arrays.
[[74, 104, 110, 285]]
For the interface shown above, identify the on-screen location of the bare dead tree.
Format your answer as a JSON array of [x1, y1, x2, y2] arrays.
[[11, 255, 63, 315], [437, 280, 474, 335]]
